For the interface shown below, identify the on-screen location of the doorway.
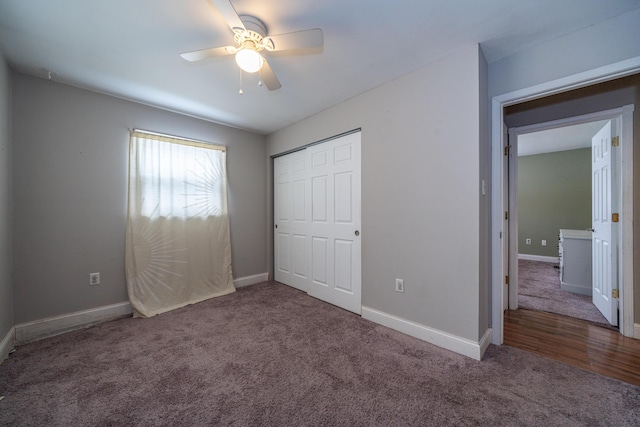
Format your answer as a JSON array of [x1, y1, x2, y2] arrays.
[[491, 65, 639, 345], [508, 117, 620, 328]]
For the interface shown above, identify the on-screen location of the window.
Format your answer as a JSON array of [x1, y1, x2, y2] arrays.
[[130, 131, 227, 218]]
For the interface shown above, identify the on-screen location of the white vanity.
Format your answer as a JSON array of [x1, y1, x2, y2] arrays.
[[558, 229, 592, 296]]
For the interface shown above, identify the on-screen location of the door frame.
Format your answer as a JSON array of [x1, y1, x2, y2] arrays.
[[491, 56, 640, 344], [506, 107, 632, 320]]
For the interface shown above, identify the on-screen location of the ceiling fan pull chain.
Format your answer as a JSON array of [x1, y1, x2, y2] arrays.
[[239, 69, 244, 95]]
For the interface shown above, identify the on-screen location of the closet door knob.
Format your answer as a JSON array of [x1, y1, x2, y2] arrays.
[[354, 230, 360, 236]]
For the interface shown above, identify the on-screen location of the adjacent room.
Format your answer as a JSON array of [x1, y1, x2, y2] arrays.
[[515, 120, 613, 326], [1, 0, 639, 425]]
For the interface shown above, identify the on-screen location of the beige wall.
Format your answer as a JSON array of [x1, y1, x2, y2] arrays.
[[518, 148, 592, 258], [12, 74, 267, 323], [267, 45, 488, 343]]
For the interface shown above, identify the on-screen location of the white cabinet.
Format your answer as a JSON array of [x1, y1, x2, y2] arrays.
[[559, 229, 592, 296]]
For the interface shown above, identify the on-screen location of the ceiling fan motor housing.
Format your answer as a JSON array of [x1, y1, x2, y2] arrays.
[[233, 15, 274, 51]]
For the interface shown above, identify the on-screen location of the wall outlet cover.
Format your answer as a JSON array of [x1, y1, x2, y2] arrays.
[[89, 272, 100, 286]]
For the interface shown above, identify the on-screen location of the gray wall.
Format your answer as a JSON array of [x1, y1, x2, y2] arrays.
[[504, 73, 640, 322], [478, 48, 490, 335], [267, 45, 488, 343], [488, 8, 640, 98], [0, 52, 13, 340], [518, 148, 591, 257], [12, 73, 267, 324]]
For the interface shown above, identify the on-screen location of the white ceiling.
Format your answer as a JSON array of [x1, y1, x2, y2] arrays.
[[1, 0, 639, 135], [518, 120, 609, 157]]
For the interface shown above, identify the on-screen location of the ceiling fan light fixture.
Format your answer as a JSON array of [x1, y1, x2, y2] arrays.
[[235, 48, 264, 73]]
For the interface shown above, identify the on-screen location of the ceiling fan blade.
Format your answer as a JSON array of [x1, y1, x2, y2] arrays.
[[180, 46, 233, 62], [264, 28, 323, 51], [210, 0, 245, 32], [260, 59, 281, 91]]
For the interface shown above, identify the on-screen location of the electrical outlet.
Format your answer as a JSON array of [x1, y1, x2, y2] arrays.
[[395, 278, 404, 293], [89, 272, 100, 286], [525, 238, 532, 245], [542, 240, 547, 246]]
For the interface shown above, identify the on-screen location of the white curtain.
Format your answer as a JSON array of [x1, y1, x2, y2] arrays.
[[125, 130, 234, 317]]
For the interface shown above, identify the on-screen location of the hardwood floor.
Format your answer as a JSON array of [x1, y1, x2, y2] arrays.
[[504, 309, 640, 387]]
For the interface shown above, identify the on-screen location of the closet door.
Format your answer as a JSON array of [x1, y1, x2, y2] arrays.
[[307, 132, 361, 314], [273, 132, 361, 314], [274, 150, 309, 291]]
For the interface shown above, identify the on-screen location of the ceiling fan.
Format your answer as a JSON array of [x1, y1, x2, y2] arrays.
[[180, 0, 324, 91]]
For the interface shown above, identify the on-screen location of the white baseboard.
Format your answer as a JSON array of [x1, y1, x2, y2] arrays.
[[0, 326, 15, 364], [362, 306, 490, 361], [15, 302, 132, 345], [518, 254, 559, 263], [634, 323, 640, 340], [479, 328, 492, 358], [234, 273, 269, 288]]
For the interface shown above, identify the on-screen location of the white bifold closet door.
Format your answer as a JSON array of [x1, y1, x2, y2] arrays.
[[274, 131, 361, 314]]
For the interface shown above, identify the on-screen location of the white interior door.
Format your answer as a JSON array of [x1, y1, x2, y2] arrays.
[[274, 150, 309, 291], [591, 120, 618, 326], [273, 132, 362, 314]]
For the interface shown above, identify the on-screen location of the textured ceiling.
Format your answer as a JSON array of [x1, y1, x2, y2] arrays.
[[1, 0, 639, 134]]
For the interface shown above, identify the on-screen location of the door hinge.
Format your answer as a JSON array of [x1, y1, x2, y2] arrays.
[[612, 136, 619, 147], [505, 211, 509, 220], [504, 145, 510, 156], [612, 289, 619, 299], [612, 213, 619, 223], [505, 275, 509, 285]]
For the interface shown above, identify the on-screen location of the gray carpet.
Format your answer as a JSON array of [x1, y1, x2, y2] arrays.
[[1, 282, 638, 426], [518, 259, 611, 327]]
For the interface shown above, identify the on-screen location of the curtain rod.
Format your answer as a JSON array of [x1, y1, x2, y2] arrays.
[[131, 129, 226, 151]]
